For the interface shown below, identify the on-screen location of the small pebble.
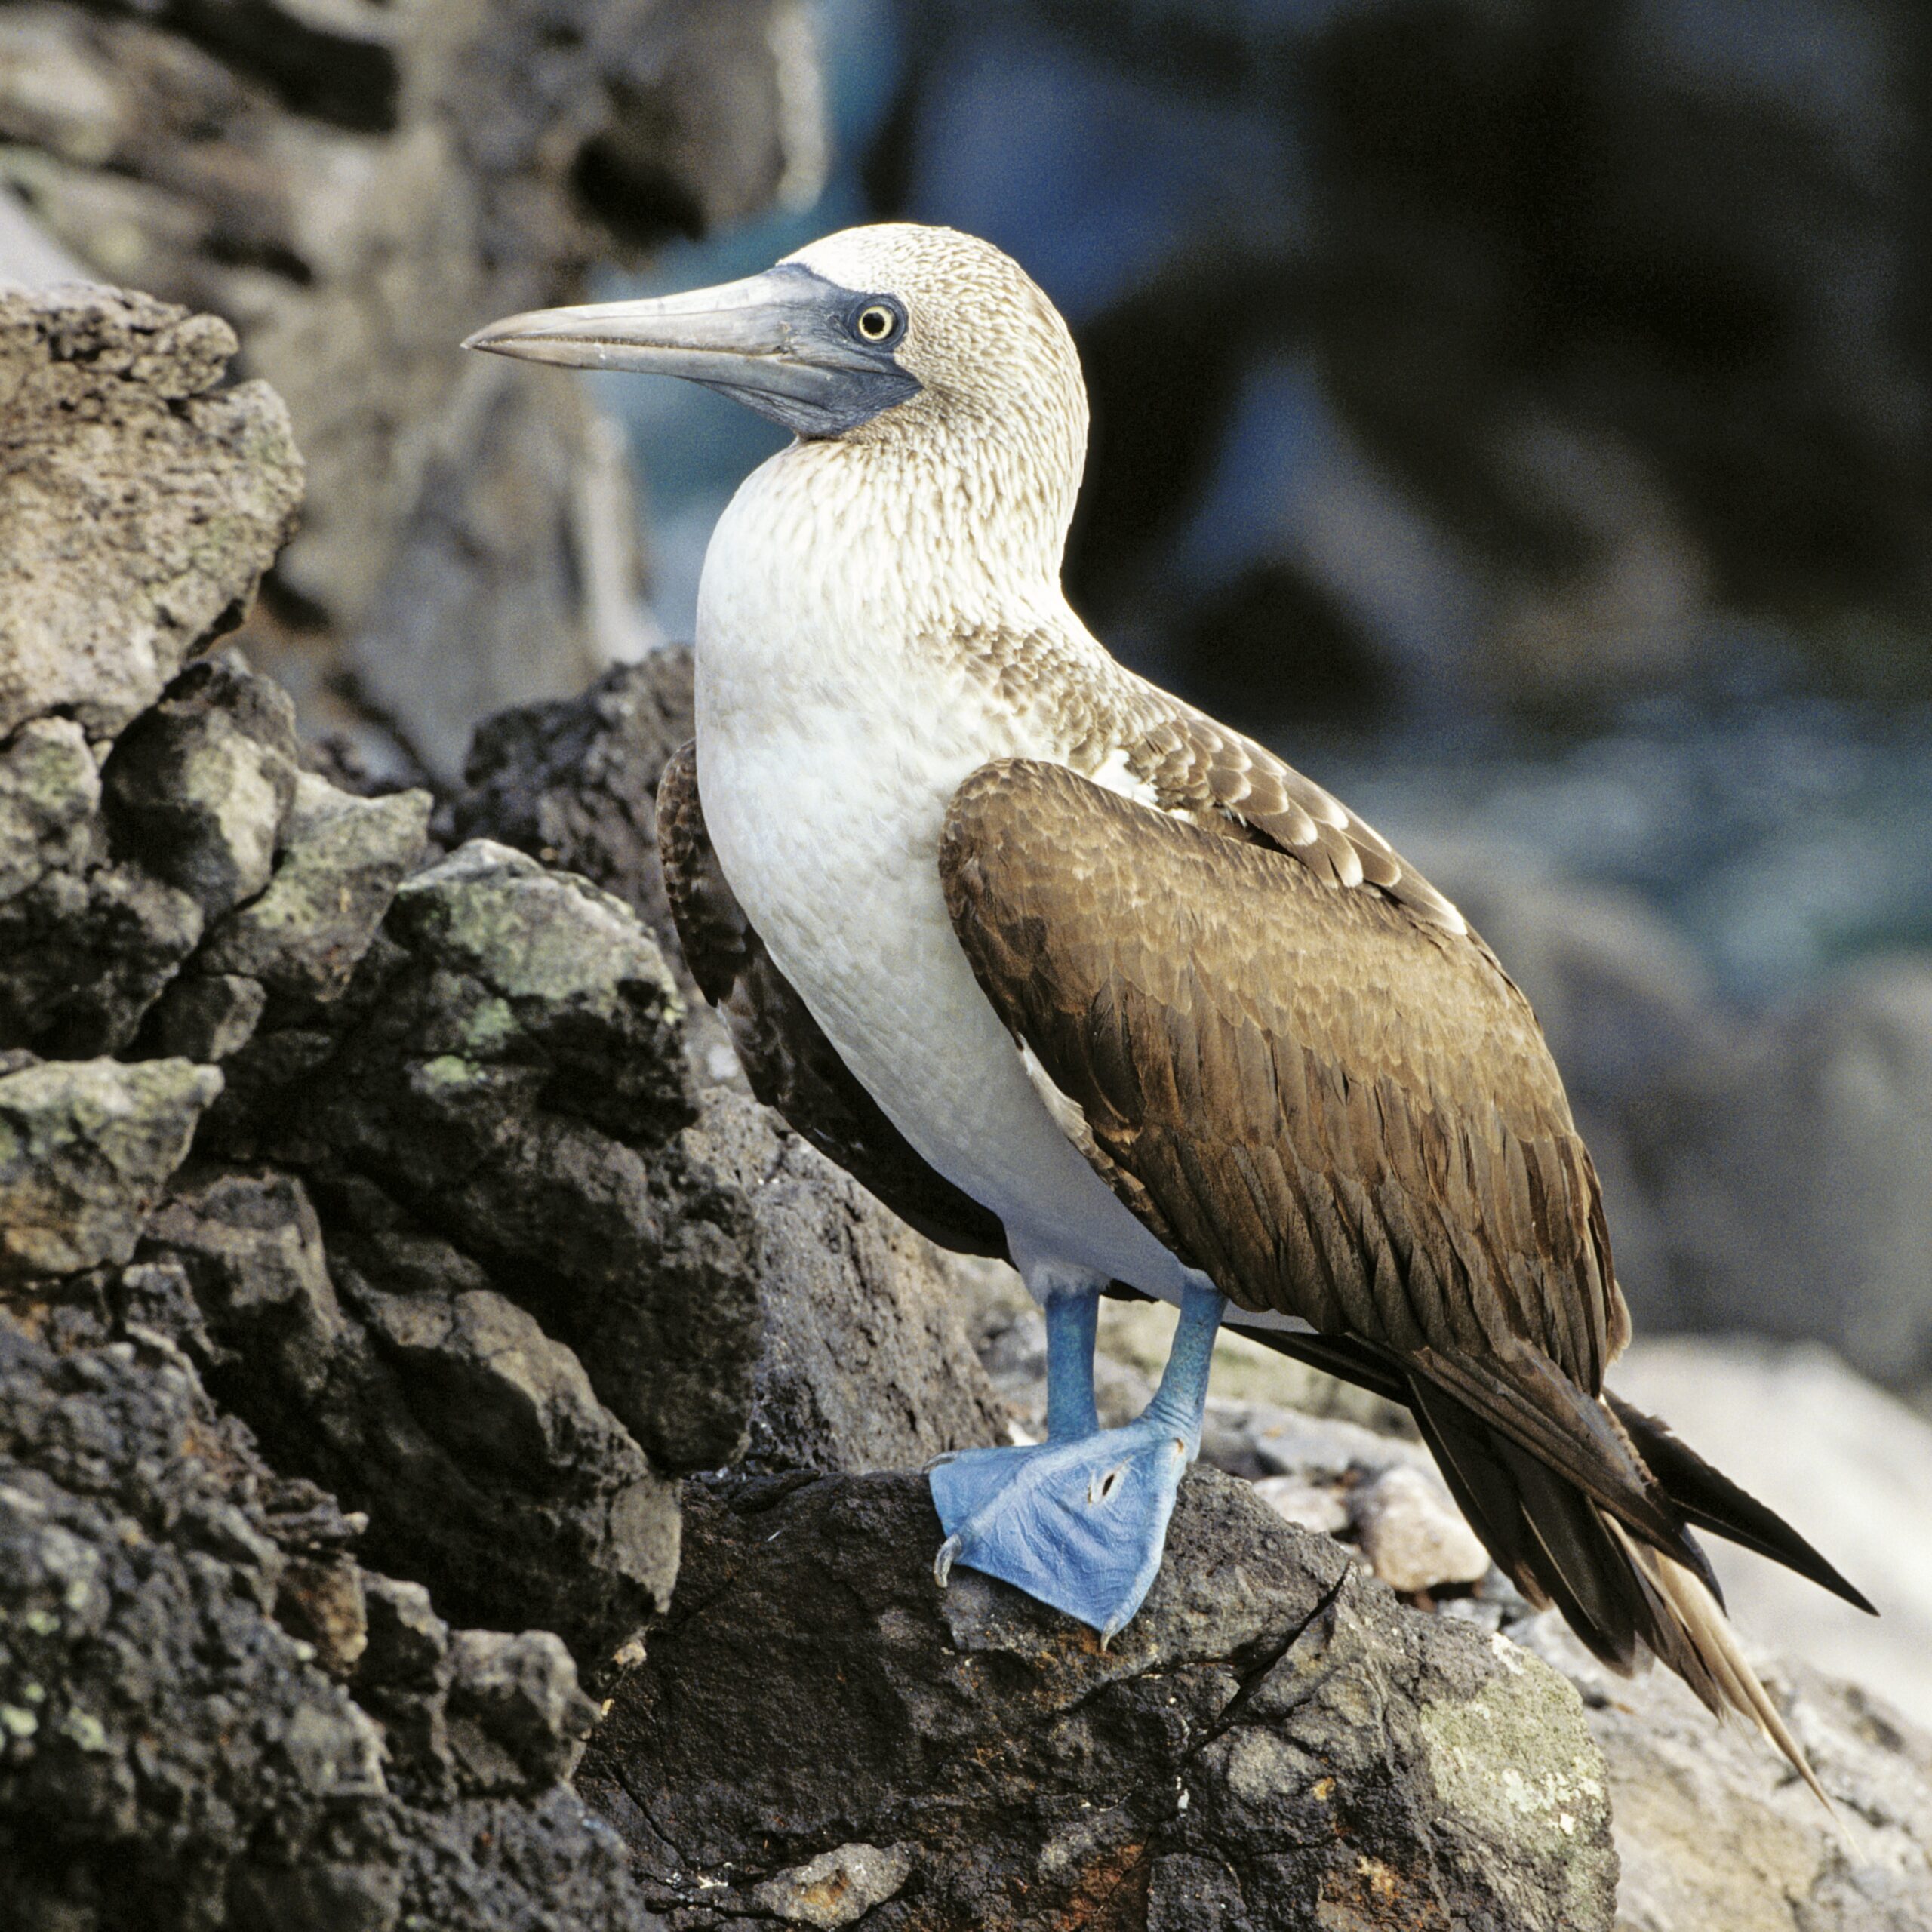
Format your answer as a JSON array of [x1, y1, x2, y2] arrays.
[[1251, 1474, 1351, 1535], [1351, 1464, 1491, 1592]]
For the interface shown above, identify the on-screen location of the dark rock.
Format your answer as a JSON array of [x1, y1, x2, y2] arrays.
[[358, 1575, 451, 1695], [0, 851, 205, 1058], [580, 1469, 1617, 1932], [115, 1256, 218, 1364], [574, 0, 826, 245], [275, 1555, 370, 1678], [443, 651, 698, 964], [751, 1841, 914, 1928], [202, 836, 759, 1481], [0, 1321, 660, 1930], [382, 841, 691, 1144], [26, 651, 317, 1065], [0, 710, 211, 1057], [0, 284, 302, 741], [354, 1575, 454, 1796], [692, 1088, 1011, 1477], [133, 0, 406, 133], [141, 1164, 680, 1664], [102, 655, 301, 924], [142, 971, 269, 1063], [446, 1629, 599, 1795], [0, 1058, 223, 1286]]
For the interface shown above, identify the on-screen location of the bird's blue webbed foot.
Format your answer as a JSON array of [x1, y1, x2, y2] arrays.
[[930, 1272, 1224, 1644]]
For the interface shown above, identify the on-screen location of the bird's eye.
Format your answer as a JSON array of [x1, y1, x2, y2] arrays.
[[854, 300, 903, 346]]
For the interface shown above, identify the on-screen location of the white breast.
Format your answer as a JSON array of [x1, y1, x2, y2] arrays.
[[691, 449, 1187, 1297]]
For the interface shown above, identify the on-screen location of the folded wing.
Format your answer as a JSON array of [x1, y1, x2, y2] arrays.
[[940, 757, 1865, 1796]]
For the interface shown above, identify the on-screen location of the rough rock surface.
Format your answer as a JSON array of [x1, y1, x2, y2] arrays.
[[580, 1469, 1618, 1932], [0, 0, 822, 775], [441, 653, 699, 972], [0, 273, 1011, 1927], [1515, 1614, 1932, 1932], [0, 1057, 222, 1284], [0, 284, 302, 741], [0, 1321, 654, 1932]]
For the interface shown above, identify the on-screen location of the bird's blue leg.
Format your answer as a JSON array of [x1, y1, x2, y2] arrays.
[[931, 1272, 1226, 1644], [1041, 1278, 1100, 1441]]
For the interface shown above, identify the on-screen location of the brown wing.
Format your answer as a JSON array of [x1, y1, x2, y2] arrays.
[[657, 741, 1007, 1260], [941, 756, 1622, 1387], [940, 758, 1862, 1790]]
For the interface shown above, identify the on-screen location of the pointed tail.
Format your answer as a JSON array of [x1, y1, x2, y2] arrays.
[[1226, 1321, 1872, 1801]]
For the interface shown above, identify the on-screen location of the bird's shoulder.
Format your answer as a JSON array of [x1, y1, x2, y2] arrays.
[[1097, 670, 1468, 935], [947, 620, 1466, 937]]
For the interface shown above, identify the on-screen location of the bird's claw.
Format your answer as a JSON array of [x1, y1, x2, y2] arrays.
[[934, 1532, 963, 1589]]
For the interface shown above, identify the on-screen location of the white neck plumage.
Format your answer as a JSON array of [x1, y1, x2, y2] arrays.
[[702, 378, 1090, 652]]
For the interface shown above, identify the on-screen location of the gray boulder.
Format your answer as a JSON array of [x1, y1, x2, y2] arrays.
[[196, 773, 432, 1004], [0, 0, 820, 777], [1611, 1338, 1932, 1736], [0, 284, 312, 1060], [1637, 959, 1932, 1392], [1518, 1611, 1932, 1932], [0, 284, 302, 742]]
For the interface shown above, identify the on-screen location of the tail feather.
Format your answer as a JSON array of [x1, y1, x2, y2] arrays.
[[1605, 1392, 1876, 1614], [1418, 1379, 1832, 1800], [1411, 1375, 1644, 1669], [1226, 1322, 1854, 1801], [1609, 1524, 1831, 1809]]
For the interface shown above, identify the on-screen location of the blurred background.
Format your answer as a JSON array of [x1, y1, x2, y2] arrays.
[[2, 0, 1929, 1416]]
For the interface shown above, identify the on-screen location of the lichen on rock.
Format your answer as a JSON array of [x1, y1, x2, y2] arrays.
[[0, 1057, 223, 1284], [580, 1469, 1620, 1932]]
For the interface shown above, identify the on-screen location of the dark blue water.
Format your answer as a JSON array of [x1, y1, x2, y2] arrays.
[[586, 0, 1932, 1010]]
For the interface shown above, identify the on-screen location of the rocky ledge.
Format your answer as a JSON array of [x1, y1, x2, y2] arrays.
[[2, 281, 1928, 1931]]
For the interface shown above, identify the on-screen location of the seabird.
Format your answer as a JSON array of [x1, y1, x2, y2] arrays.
[[467, 224, 1871, 1790]]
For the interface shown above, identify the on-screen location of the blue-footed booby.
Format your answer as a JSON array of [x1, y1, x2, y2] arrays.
[[466, 223, 1871, 1792]]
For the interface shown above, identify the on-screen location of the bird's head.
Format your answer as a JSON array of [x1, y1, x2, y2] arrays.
[[464, 222, 1086, 466]]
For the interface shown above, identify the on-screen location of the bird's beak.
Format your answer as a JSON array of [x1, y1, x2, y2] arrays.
[[462, 263, 919, 438]]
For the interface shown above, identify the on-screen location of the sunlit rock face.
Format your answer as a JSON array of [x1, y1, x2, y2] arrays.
[[0, 0, 821, 780]]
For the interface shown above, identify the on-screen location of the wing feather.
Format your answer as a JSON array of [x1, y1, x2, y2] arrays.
[[934, 755, 1871, 1783], [939, 757, 1626, 1393]]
